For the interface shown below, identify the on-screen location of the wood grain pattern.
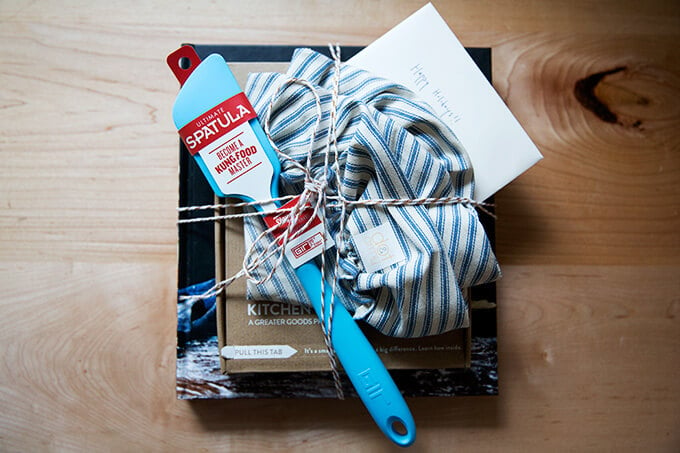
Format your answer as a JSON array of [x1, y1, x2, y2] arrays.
[[493, 34, 680, 266], [1, 1, 678, 451]]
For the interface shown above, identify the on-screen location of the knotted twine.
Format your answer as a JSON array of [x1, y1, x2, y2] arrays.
[[178, 45, 501, 398]]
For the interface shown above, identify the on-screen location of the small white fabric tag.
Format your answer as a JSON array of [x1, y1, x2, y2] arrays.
[[353, 223, 406, 273]]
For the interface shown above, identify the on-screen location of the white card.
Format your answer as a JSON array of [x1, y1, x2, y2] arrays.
[[348, 3, 543, 201]]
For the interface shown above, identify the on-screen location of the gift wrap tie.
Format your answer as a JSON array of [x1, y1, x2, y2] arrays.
[[239, 48, 500, 338]]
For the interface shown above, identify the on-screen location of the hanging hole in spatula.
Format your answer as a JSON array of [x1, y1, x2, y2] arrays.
[[166, 45, 202, 86], [391, 418, 408, 435], [387, 415, 414, 445], [178, 57, 192, 70]]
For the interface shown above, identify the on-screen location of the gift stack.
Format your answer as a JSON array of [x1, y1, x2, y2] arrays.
[[175, 4, 541, 401]]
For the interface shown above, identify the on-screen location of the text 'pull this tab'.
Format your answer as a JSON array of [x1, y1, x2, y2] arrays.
[[221, 345, 298, 360]]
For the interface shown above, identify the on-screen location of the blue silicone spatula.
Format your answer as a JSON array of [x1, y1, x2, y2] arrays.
[[168, 46, 415, 446]]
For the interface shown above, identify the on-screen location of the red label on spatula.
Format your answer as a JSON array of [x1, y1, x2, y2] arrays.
[[178, 93, 258, 155]]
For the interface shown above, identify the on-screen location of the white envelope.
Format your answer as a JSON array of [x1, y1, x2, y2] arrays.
[[348, 3, 542, 201]]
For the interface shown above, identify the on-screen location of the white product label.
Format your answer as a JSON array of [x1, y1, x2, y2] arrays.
[[283, 225, 335, 268], [197, 122, 274, 202], [353, 223, 406, 273]]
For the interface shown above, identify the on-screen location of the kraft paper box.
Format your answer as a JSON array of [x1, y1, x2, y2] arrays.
[[216, 205, 471, 373], [215, 60, 474, 374]]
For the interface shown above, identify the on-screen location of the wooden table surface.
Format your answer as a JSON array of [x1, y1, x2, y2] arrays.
[[1, 1, 678, 451]]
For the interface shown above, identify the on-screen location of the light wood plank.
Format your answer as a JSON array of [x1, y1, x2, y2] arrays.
[[0, 264, 677, 451], [1, 0, 679, 451], [494, 33, 680, 265]]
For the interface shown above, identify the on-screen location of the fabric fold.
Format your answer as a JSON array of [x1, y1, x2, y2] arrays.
[[241, 48, 500, 338]]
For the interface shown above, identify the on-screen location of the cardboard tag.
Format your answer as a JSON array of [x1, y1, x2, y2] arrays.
[[353, 223, 406, 273], [263, 196, 334, 268]]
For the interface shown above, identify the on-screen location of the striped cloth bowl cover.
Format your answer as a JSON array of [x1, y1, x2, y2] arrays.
[[242, 48, 500, 338]]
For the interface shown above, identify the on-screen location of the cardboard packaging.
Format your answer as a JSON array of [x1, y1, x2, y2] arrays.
[[216, 207, 470, 373]]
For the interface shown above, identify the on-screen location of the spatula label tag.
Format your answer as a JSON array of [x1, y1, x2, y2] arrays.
[[178, 93, 273, 197], [178, 92, 256, 154], [263, 196, 334, 268]]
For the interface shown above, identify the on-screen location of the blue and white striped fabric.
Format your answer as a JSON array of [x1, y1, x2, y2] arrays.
[[242, 48, 500, 338]]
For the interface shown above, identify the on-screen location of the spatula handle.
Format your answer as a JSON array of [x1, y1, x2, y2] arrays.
[[295, 262, 416, 447]]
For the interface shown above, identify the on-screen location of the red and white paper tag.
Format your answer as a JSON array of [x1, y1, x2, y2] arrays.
[[263, 196, 334, 268]]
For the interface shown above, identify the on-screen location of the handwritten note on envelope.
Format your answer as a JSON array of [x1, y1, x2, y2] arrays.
[[348, 3, 542, 201]]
